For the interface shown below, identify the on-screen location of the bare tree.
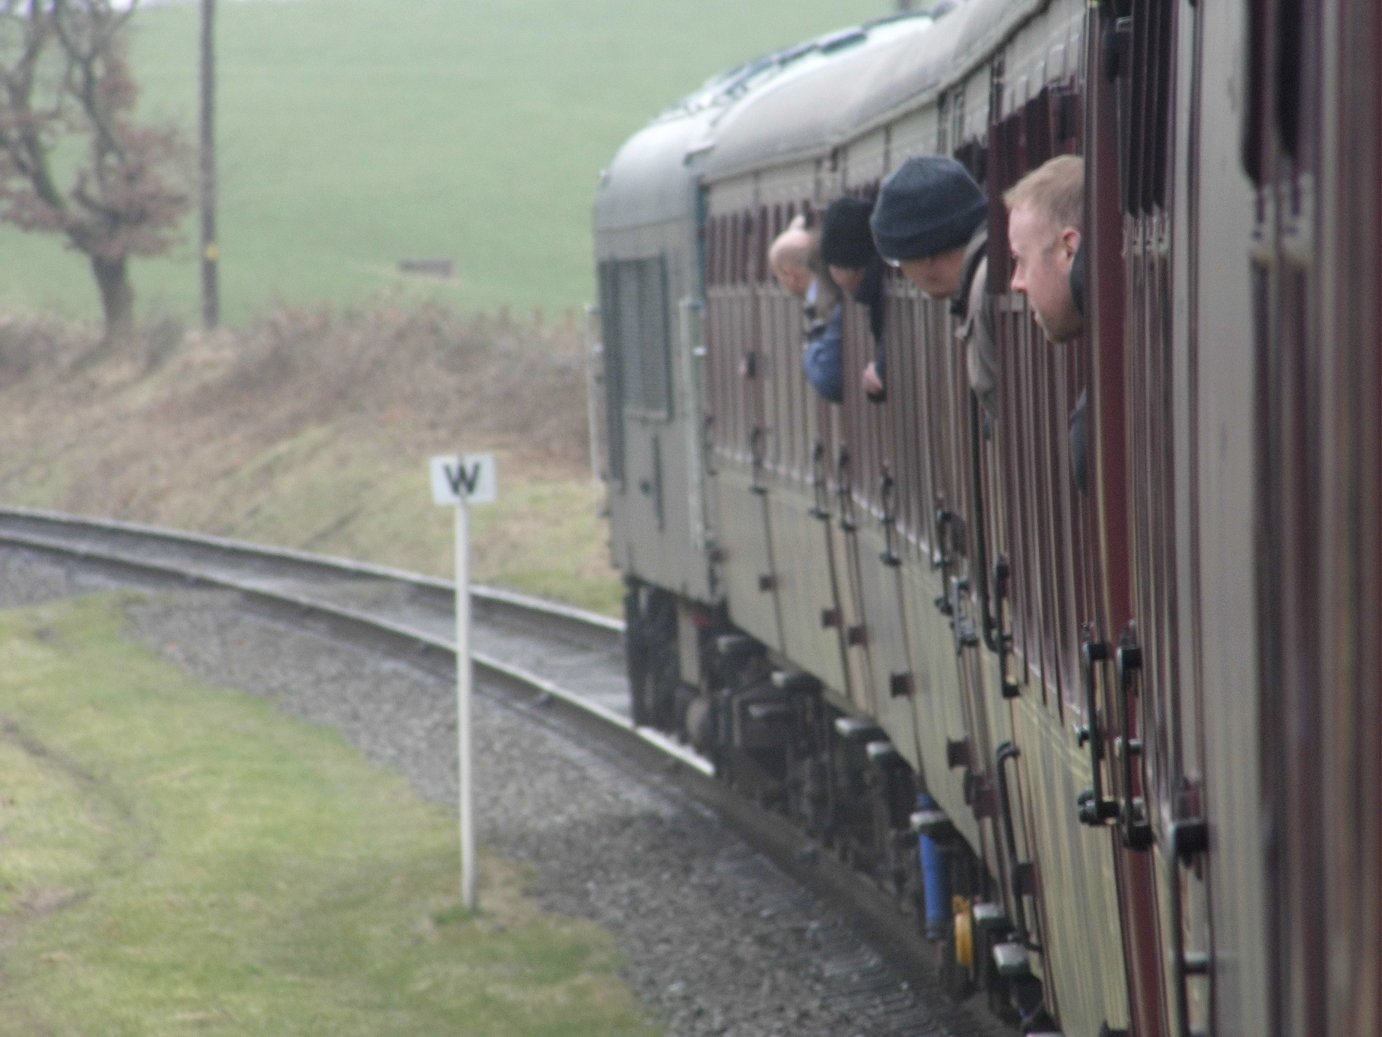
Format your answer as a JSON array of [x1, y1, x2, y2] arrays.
[[0, 0, 190, 347]]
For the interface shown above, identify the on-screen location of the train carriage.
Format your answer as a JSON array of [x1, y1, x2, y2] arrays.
[[591, 1, 1382, 1034], [1245, 2, 1382, 1035]]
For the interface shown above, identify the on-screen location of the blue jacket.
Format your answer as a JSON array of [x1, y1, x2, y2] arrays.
[[803, 302, 844, 403]]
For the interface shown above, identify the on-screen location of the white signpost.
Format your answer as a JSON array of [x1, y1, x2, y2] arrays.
[[429, 453, 497, 911]]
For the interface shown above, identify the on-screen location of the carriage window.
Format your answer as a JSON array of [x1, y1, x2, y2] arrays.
[[599, 257, 673, 421], [1274, 0, 1304, 162], [1023, 89, 1054, 169], [1116, 2, 1174, 214], [596, 263, 625, 483], [1241, 3, 1269, 184]]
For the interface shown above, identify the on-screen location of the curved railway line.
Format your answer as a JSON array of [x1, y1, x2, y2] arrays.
[[0, 506, 1014, 1037], [0, 506, 699, 767]]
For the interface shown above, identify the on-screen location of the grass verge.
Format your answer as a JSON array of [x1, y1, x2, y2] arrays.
[[0, 593, 657, 1036]]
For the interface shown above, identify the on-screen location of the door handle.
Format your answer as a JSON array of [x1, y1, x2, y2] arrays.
[[835, 445, 857, 532], [1076, 635, 1118, 826], [750, 424, 767, 494], [1169, 818, 1210, 1037], [810, 441, 830, 520], [968, 389, 1011, 666], [933, 506, 955, 614], [991, 556, 1019, 698], [996, 741, 1035, 947], [879, 470, 900, 566], [1114, 642, 1153, 850]]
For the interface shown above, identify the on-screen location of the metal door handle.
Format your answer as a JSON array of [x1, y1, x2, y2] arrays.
[[750, 425, 767, 494], [996, 741, 1034, 946], [968, 389, 1009, 664], [810, 441, 829, 519], [835, 446, 857, 532], [992, 556, 1019, 698], [1076, 636, 1118, 826], [1169, 818, 1210, 1037], [879, 470, 900, 566], [1114, 643, 1153, 850], [933, 506, 954, 613]]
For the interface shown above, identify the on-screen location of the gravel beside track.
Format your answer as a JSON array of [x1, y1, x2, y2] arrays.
[[1, 549, 999, 1037]]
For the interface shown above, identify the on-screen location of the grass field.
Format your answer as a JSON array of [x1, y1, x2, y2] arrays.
[[0, 0, 889, 328], [0, 593, 657, 1035]]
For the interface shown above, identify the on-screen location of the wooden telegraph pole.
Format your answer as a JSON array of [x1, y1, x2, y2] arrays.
[[200, 0, 219, 328]]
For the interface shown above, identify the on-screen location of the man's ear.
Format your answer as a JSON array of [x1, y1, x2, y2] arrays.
[[1060, 227, 1082, 262]]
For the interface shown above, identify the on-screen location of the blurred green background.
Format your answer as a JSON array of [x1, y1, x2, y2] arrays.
[[0, 0, 890, 327]]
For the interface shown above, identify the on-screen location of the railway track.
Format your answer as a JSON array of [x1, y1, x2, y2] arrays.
[[0, 507, 1014, 1037], [0, 506, 701, 762]]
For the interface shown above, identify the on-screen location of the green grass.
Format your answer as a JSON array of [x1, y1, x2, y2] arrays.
[[0, 593, 657, 1036], [0, 0, 886, 327]]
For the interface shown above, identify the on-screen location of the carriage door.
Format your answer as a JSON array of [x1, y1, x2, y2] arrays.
[[1085, 4, 1206, 1035], [704, 192, 786, 650], [1247, 1, 1382, 1034]]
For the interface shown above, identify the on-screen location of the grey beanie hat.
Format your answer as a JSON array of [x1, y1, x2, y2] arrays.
[[870, 155, 987, 262]]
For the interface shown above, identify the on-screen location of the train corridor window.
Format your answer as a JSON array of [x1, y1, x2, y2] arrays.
[[1116, 1, 1174, 215], [600, 257, 673, 422], [596, 262, 626, 484]]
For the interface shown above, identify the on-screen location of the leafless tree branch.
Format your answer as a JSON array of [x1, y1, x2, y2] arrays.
[[0, 0, 189, 345]]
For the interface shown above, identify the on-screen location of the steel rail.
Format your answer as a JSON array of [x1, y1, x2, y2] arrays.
[[0, 506, 622, 650], [0, 506, 705, 775]]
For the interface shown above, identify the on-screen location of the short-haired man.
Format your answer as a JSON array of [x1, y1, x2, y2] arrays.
[[768, 215, 817, 297], [769, 215, 843, 403], [1004, 154, 1084, 343], [820, 195, 887, 401], [1005, 154, 1088, 490], [870, 154, 997, 414]]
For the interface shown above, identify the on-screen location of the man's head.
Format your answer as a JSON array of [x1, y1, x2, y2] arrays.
[[820, 196, 877, 297], [1004, 154, 1084, 343], [870, 155, 987, 298], [768, 215, 817, 298]]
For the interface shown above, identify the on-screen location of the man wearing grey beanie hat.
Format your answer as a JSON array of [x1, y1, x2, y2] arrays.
[[870, 154, 999, 414], [871, 155, 987, 269]]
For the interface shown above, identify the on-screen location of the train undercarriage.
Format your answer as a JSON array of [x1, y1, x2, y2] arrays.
[[624, 579, 1054, 1032]]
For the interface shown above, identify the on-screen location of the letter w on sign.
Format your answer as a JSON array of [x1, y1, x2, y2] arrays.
[[430, 454, 498, 506]]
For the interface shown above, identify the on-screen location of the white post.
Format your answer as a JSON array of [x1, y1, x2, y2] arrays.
[[429, 451, 494, 911], [454, 499, 476, 911]]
